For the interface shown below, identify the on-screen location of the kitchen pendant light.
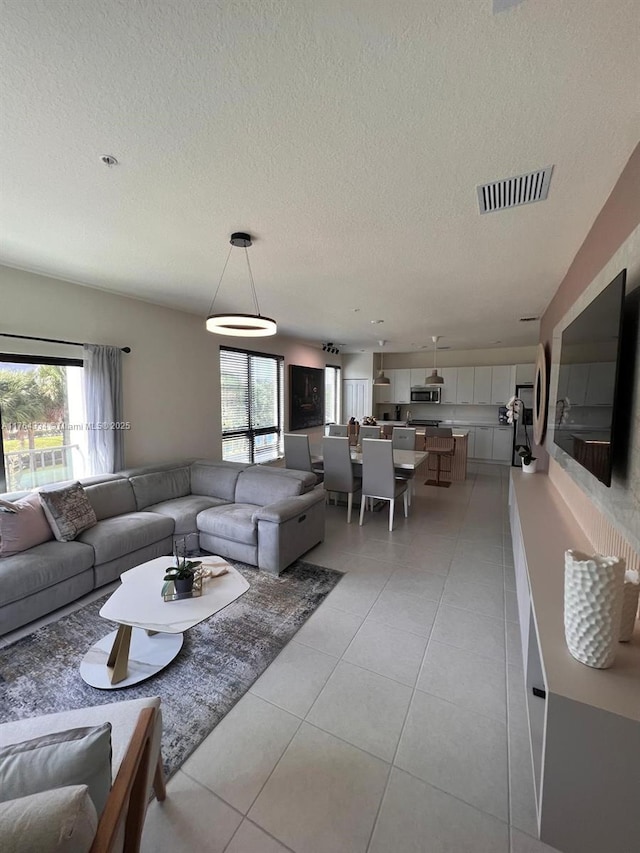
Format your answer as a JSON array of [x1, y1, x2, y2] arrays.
[[373, 340, 391, 386], [206, 233, 277, 337], [426, 335, 444, 385]]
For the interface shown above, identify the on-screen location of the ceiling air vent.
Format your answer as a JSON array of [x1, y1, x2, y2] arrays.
[[477, 166, 553, 214], [519, 316, 539, 323]]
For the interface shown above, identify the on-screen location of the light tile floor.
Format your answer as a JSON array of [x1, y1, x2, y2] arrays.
[[145, 463, 561, 852], [2, 463, 562, 853]]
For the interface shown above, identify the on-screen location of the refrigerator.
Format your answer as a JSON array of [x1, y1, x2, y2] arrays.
[[512, 384, 534, 467]]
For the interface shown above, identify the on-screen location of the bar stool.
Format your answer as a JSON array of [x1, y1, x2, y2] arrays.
[[424, 427, 456, 488]]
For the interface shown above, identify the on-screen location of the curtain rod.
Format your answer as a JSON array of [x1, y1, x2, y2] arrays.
[[0, 333, 131, 353]]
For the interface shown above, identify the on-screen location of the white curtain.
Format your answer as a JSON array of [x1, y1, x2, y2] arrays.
[[83, 344, 124, 474]]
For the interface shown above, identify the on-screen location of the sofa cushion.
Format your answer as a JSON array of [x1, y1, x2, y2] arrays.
[[197, 504, 257, 545], [0, 785, 98, 853], [0, 541, 95, 608], [190, 460, 249, 502], [76, 512, 174, 565], [145, 495, 229, 535], [0, 494, 53, 557], [129, 467, 191, 510], [0, 723, 112, 817], [83, 479, 137, 521], [38, 484, 97, 542], [235, 467, 314, 506]]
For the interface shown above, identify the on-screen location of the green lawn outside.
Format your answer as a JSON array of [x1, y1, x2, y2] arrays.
[[3, 435, 63, 453]]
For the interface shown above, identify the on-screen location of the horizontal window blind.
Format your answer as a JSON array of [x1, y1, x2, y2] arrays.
[[220, 347, 284, 464]]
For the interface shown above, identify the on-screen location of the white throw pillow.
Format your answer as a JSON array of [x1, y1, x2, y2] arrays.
[[0, 785, 97, 853], [0, 723, 112, 817]]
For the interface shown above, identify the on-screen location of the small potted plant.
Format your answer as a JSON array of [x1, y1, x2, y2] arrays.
[[507, 396, 537, 473], [164, 540, 201, 596]]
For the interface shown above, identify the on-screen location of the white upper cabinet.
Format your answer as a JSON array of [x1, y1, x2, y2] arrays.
[[410, 368, 427, 387], [456, 367, 474, 404], [374, 371, 392, 403], [393, 369, 411, 403], [473, 366, 492, 404], [515, 363, 535, 384], [585, 362, 616, 406], [439, 367, 458, 403], [491, 365, 515, 404]]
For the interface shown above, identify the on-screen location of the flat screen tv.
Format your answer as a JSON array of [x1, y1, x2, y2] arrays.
[[553, 269, 626, 486]]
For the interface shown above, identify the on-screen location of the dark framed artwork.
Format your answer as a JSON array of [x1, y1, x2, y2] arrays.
[[289, 365, 324, 430]]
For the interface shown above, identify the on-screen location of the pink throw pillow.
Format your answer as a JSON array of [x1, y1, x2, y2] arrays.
[[0, 493, 54, 557]]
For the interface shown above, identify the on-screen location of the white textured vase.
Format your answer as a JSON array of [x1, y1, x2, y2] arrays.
[[619, 569, 640, 642], [522, 459, 537, 474], [564, 550, 625, 669]]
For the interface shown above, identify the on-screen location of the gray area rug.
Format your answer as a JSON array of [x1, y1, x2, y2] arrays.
[[0, 559, 342, 778]]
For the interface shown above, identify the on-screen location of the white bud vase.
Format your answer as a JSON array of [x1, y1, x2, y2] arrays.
[[564, 550, 625, 668], [619, 569, 640, 642], [522, 459, 537, 473]]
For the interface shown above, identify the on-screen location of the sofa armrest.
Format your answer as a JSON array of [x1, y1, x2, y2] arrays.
[[252, 488, 325, 525]]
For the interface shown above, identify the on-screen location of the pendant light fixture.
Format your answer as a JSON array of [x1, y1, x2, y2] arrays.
[[373, 340, 391, 386], [206, 232, 277, 337], [426, 335, 444, 385]]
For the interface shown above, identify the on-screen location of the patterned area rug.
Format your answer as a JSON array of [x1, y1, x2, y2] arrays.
[[0, 559, 342, 778]]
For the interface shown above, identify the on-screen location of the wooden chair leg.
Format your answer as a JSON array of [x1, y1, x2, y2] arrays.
[[347, 492, 353, 524], [153, 753, 166, 802], [389, 498, 395, 532]]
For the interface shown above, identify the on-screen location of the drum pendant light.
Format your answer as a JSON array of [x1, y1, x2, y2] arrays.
[[206, 233, 277, 337], [426, 335, 444, 385], [373, 340, 391, 386]]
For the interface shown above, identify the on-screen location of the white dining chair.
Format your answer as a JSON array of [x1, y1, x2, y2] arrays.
[[328, 424, 349, 437], [359, 425, 381, 440], [392, 427, 417, 504], [284, 433, 324, 484], [322, 436, 362, 523], [359, 438, 408, 532]]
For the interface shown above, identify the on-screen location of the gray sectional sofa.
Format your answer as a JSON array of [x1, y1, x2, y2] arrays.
[[0, 459, 325, 636]]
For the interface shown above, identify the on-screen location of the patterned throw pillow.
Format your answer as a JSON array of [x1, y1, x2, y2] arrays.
[[38, 483, 97, 542]]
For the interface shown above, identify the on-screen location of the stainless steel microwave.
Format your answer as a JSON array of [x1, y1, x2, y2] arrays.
[[410, 387, 441, 403]]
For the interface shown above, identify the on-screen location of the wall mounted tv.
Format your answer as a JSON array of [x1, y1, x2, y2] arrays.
[[553, 268, 626, 486]]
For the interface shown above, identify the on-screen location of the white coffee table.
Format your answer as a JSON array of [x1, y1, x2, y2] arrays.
[[80, 556, 249, 689]]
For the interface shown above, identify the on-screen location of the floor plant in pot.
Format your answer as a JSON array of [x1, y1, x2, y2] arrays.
[[507, 395, 537, 473]]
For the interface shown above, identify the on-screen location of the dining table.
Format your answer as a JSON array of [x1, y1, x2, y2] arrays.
[[312, 447, 429, 475]]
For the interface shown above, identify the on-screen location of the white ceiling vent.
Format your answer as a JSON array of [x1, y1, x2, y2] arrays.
[[477, 166, 553, 214]]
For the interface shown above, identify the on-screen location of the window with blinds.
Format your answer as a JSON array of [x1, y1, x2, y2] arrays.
[[220, 347, 284, 464]]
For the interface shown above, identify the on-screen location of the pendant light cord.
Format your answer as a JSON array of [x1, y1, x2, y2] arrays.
[[206, 245, 234, 317], [245, 246, 261, 317]]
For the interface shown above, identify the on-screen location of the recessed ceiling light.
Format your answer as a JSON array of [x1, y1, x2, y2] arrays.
[[492, 340, 502, 344], [100, 154, 118, 167], [370, 319, 384, 324], [352, 308, 360, 313], [519, 316, 539, 322]]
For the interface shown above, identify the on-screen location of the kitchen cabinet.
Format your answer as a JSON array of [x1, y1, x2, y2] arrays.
[[393, 369, 411, 403], [516, 363, 535, 384], [474, 425, 494, 459], [585, 362, 616, 406], [491, 365, 514, 405], [410, 367, 427, 387], [473, 366, 492, 404], [439, 367, 458, 403], [456, 367, 475, 404], [492, 426, 513, 462], [374, 374, 392, 404], [465, 427, 475, 457]]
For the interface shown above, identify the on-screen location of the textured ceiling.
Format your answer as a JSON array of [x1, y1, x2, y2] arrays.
[[1, 0, 639, 352]]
